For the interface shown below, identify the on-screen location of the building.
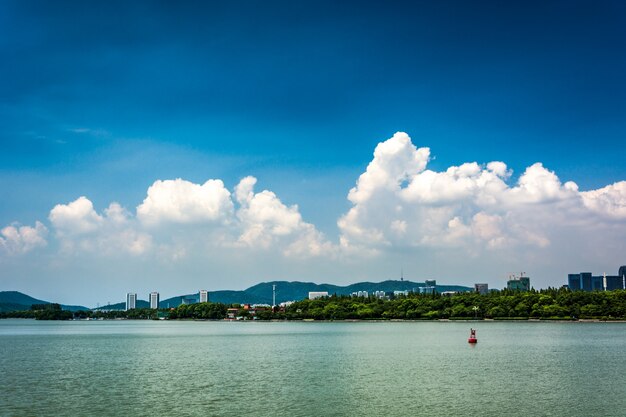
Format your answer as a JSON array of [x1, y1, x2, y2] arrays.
[[308, 291, 329, 300], [425, 280, 436, 287], [591, 275, 604, 291], [199, 290, 209, 303], [507, 275, 530, 291], [372, 290, 386, 299], [351, 291, 369, 298], [226, 308, 239, 319], [474, 283, 489, 295], [568, 269, 626, 291], [126, 293, 137, 311], [604, 274, 623, 291], [149, 292, 159, 309], [393, 290, 409, 297], [567, 273, 581, 290], [419, 286, 436, 295]]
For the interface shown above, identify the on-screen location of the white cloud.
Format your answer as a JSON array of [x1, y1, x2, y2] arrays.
[[581, 181, 626, 219], [49, 197, 151, 255], [43, 177, 332, 260], [339, 132, 626, 259], [137, 178, 233, 226], [49, 196, 103, 236], [235, 177, 333, 257], [0, 221, 48, 255], [8, 132, 626, 292]]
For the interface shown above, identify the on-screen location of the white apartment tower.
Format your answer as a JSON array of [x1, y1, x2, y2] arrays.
[[149, 292, 160, 309], [126, 293, 137, 311], [199, 290, 209, 303]]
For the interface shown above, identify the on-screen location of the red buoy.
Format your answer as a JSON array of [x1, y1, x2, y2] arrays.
[[468, 328, 477, 344]]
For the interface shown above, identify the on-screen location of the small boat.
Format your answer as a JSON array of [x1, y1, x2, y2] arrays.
[[468, 328, 477, 344]]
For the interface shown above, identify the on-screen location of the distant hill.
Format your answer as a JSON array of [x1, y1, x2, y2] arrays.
[[94, 300, 149, 311], [0, 291, 89, 312], [243, 280, 472, 304], [93, 280, 473, 310]]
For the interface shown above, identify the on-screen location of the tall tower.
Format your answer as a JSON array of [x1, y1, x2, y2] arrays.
[[126, 293, 137, 311], [272, 284, 276, 307], [149, 292, 160, 309]]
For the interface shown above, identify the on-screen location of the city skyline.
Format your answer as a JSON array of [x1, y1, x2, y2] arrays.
[[1, 1, 626, 305]]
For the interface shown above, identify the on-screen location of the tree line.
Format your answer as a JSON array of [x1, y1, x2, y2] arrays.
[[281, 288, 626, 320], [2, 288, 626, 320]]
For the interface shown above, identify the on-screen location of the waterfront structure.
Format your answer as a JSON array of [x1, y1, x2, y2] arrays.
[[149, 292, 159, 309], [308, 291, 329, 300], [474, 283, 488, 295], [199, 290, 209, 303], [507, 275, 530, 291], [126, 293, 137, 311]]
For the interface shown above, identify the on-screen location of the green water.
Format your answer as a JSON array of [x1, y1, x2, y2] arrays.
[[1, 320, 625, 416]]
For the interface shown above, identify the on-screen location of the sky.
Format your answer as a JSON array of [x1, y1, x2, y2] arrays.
[[1, 0, 626, 306]]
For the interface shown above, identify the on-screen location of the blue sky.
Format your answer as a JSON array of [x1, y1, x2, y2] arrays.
[[1, 1, 626, 305]]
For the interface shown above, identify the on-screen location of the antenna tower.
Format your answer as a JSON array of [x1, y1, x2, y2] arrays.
[[272, 284, 276, 307]]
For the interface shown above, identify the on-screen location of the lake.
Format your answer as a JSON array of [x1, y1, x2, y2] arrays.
[[1, 319, 625, 416]]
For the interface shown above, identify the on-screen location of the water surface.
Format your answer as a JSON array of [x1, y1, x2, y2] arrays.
[[1, 320, 624, 416]]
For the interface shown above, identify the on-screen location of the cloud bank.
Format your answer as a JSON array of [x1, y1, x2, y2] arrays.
[[3, 132, 626, 290], [339, 133, 626, 260]]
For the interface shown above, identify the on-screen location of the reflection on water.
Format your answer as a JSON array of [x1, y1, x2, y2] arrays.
[[1, 320, 625, 416]]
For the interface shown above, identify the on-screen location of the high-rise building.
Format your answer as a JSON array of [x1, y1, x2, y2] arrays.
[[199, 290, 209, 303], [568, 274, 581, 290], [126, 293, 137, 311], [507, 276, 530, 291], [568, 269, 625, 291], [474, 283, 488, 295], [580, 273, 593, 291], [149, 292, 160, 309], [591, 275, 604, 291], [604, 275, 623, 291]]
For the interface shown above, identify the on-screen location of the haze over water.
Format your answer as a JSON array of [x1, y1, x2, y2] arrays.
[[1, 320, 625, 416]]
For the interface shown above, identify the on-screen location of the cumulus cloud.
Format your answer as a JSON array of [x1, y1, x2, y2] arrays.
[[0, 221, 48, 255], [137, 178, 233, 225], [339, 132, 626, 258], [42, 177, 332, 260], [49, 197, 151, 255], [581, 181, 626, 219], [235, 176, 333, 257], [8, 131, 626, 288], [49, 196, 103, 236]]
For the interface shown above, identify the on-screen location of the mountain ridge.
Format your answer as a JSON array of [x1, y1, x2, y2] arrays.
[[2, 280, 473, 312], [94, 280, 473, 310], [0, 291, 89, 312]]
